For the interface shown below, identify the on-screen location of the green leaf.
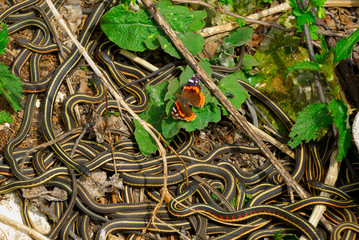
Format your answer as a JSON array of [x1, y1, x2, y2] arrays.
[[156, 33, 204, 58], [223, 27, 253, 47], [315, 34, 329, 64], [308, 24, 319, 40], [217, 75, 248, 112], [317, 8, 326, 19], [328, 99, 351, 161], [292, 9, 315, 26], [311, 0, 326, 7], [335, 28, 359, 63], [0, 63, 23, 111], [289, 0, 297, 8], [287, 60, 320, 76], [241, 54, 259, 73], [101, 5, 154, 51], [134, 80, 170, 155], [236, 18, 246, 27], [101, 0, 206, 58], [218, 0, 233, 5], [288, 103, 332, 148], [133, 119, 158, 155], [0, 111, 12, 124], [0, 22, 9, 55], [230, 71, 264, 86], [134, 62, 222, 155]]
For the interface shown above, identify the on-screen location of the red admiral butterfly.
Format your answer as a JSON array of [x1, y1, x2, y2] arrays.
[[172, 74, 205, 121]]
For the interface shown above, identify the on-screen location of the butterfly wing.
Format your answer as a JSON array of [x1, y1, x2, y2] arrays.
[[172, 97, 196, 121], [181, 74, 205, 108]]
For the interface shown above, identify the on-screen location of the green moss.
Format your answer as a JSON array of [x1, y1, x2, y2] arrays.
[[233, 0, 264, 16], [253, 22, 322, 132]]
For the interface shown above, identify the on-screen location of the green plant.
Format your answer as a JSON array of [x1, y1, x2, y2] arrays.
[[101, 0, 206, 59], [217, 27, 252, 67], [289, 0, 326, 40], [102, 1, 253, 155], [134, 63, 248, 155], [0, 22, 23, 124], [286, 28, 359, 161]]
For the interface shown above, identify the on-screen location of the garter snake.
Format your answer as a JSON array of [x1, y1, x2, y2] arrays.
[[41, 0, 112, 175], [2, 1, 357, 239]]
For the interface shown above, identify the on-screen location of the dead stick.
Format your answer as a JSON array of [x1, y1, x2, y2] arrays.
[[141, 0, 309, 199], [0, 213, 51, 240]]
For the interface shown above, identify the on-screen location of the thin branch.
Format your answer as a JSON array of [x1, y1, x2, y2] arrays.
[[0, 214, 51, 240], [247, 1, 291, 20], [247, 122, 295, 159]]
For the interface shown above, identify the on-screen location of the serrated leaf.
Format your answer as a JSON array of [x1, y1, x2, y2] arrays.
[[328, 99, 351, 161], [0, 63, 23, 111], [218, 75, 248, 112], [0, 111, 12, 123], [289, 0, 297, 8], [288, 103, 332, 148], [287, 60, 320, 76], [293, 9, 315, 26], [315, 34, 329, 64], [101, 0, 206, 58], [223, 27, 253, 47], [335, 28, 359, 63], [0, 22, 9, 55]]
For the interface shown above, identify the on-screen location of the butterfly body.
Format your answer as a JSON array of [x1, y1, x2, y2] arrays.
[[172, 74, 205, 121]]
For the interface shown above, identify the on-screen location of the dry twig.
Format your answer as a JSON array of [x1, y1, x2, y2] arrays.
[[0, 214, 51, 240]]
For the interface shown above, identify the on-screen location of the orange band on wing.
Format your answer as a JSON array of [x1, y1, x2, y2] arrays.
[[175, 102, 196, 121], [183, 86, 200, 94], [198, 92, 205, 108], [185, 114, 196, 121]]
